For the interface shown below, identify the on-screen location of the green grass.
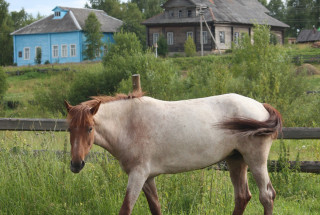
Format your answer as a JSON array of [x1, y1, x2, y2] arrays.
[[0, 131, 319, 214]]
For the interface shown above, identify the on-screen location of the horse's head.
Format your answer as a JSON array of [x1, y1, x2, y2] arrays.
[[64, 100, 101, 173]]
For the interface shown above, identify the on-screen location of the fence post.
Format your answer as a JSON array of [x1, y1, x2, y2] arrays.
[[132, 74, 141, 92]]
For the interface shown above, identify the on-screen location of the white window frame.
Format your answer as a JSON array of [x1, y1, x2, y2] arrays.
[[55, 11, 61, 17], [95, 48, 101, 58], [202, 31, 208, 44], [153, 33, 159, 45], [24, 47, 30, 60], [178, 10, 182, 18], [187, 32, 193, 39], [219, 31, 225, 44], [167, 32, 174, 45], [52, 45, 59, 58], [70, 44, 76, 57], [61, 44, 68, 58]]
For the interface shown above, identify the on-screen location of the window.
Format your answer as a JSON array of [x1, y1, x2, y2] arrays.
[[153, 33, 159, 45], [55, 11, 61, 17], [178, 10, 182, 18], [18, 51, 22, 58], [187, 32, 193, 39], [70, 44, 76, 57], [24, 47, 30, 60], [187, 10, 192, 17], [170, 11, 174, 17], [202, 31, 208, 44], [234, 32, 240, 44], [52, 45, 59, 58], [61, 44, 67, 57], [219, 31, 225, 44], [167, 32, 173, 45]]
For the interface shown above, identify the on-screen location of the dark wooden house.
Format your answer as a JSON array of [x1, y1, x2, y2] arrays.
[[297, 29, 320, 43], [142, 0, 289, 53]]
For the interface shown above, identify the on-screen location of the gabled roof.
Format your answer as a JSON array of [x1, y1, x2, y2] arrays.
[[297, 29, 320, 43], [11, 6, 123, 35], [143, 0, 289, 28]]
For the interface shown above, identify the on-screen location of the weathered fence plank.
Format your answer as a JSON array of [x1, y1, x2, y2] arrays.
[[1, 118, 320, 139], [0, 118, 68, 131]]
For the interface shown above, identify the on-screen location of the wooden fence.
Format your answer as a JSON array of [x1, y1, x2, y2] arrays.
[[0, 118, 320, 173]]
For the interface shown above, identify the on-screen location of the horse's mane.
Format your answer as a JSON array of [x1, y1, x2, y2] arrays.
[[67, 91, 145, 128]]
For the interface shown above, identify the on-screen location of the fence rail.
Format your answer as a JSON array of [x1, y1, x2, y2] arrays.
[[1, 118, 320, 173], [1, 118, 320, 139]]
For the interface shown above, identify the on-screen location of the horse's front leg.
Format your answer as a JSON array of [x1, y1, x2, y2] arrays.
[[119, 169, 148, 215], [142, 177, 162, 215]]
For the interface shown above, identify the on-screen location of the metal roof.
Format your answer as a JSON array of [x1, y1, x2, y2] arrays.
[[11, 6, 123, 35], [143, 0, 289, 28]]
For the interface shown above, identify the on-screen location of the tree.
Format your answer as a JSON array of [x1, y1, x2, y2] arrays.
[[0, 0, 13, 66], [285, 0, 314, 37], [157, 35, 168, 57], [120, 2, 146, 49], [0, 66, 8, 100], [131, 0, 164, 19], [83, 12, 103, 60], [184, 36, 196, 57], [267, 0, 285, 21], [35, 47, 42, 64], [87, 0, 122, 19]]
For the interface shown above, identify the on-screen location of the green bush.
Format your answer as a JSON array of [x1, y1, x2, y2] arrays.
[[184, 36, 196, 57], [157, 35, 168, 57], [0, 66, 8, 100], [231, 24, 307, 114]]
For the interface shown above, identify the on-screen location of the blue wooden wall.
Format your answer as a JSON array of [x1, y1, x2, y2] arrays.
[[13, 31, 115, 66]]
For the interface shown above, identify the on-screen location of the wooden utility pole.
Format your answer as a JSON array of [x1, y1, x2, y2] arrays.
[[132, 74, 141, 92], [200, 10, 204, 56]]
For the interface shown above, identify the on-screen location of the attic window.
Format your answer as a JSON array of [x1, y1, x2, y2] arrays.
[[55, 11, 61, 17], [178, 10, 182, 18]]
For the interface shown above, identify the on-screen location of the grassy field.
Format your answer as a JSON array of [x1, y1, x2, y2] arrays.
[[1, 44, 320, 214], [0, 131, 319, 214]]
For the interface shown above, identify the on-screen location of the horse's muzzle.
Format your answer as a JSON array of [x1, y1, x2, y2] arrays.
[[70, 160, 85, 173]]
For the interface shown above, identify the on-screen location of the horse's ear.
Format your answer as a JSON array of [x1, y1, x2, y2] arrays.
[[64, 100, 72, 113], [90, 101, 101, 115]]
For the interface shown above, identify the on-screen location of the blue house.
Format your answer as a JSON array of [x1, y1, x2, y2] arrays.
[[11, 6, 123, 66]]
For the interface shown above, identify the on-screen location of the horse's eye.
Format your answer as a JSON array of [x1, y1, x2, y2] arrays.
[[88, 127, 93, 133]]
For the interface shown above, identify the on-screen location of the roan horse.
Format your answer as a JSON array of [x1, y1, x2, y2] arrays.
[[64, 92, 282, 215]]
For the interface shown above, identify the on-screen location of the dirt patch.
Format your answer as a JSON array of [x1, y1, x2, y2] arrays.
[[296, 64, 320, 75]]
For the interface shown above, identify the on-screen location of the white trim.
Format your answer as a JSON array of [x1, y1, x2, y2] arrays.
[[70, 44, 76, 57], [52, 45, 59, 58], [23, 47, 30, 60], [61, 44, 68, 57], [69, 10, 82, 30], [167, 32, 174, 45]]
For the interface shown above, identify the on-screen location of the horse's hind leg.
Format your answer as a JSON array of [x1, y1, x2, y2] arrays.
[[240, 137, 276, 215], [142, 177, 161, 215], [226, 152, 252, 215]]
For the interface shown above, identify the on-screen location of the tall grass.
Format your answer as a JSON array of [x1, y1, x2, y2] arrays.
[[0, 131, 319, 214]]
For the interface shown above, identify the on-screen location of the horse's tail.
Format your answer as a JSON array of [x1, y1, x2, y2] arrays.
[[220, 103, 282, 139]]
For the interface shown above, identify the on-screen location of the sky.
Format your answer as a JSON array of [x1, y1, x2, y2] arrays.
[[8, 0, 91, 17]]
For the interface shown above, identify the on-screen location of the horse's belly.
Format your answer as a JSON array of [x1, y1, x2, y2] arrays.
[[151, 134, 236, 174]]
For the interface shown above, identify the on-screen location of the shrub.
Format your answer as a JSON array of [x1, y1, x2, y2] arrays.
[[184, 36, 196, 57], [157, 35, 168, 57], [0, 66, 8, 100], [231, 24, 307, 114]]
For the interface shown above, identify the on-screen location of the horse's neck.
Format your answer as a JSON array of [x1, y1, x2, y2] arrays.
[[93, 100, 132, 158]]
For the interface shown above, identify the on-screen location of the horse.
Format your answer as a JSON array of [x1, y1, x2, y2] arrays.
[[64, 92, 282, 215]]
